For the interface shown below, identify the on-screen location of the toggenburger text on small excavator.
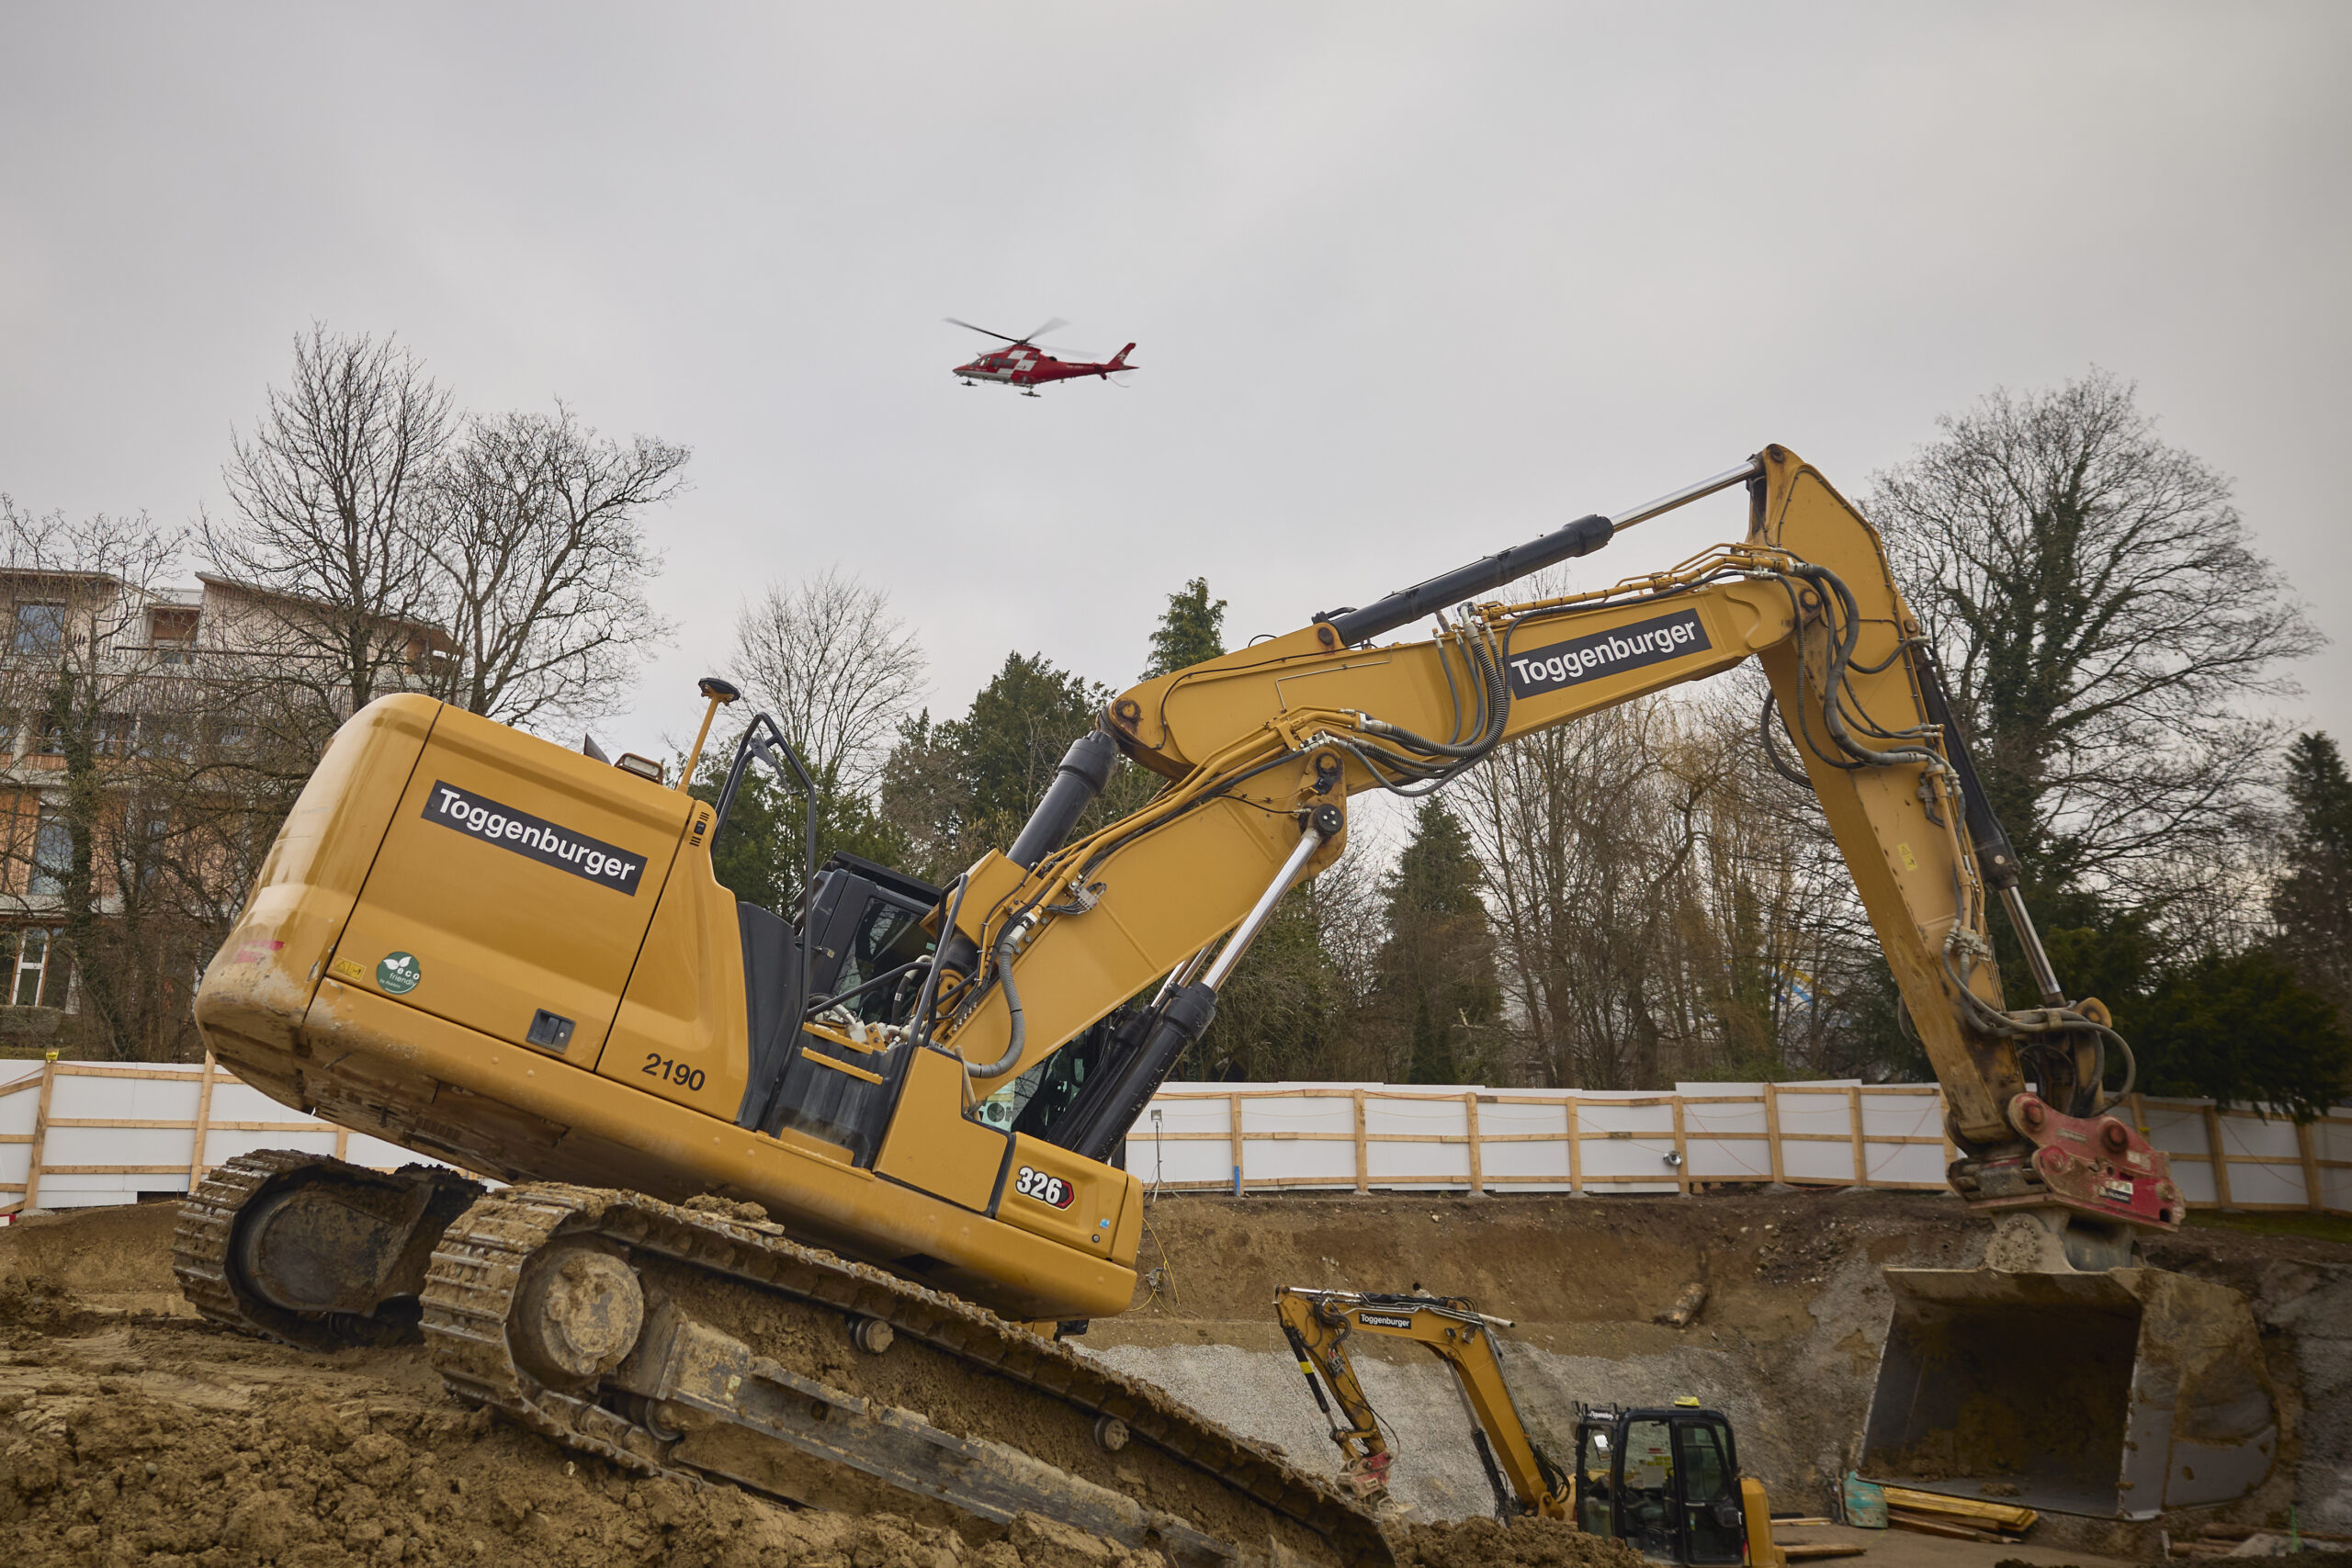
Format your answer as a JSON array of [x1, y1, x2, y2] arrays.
[[182, 445, 2273, 1565]]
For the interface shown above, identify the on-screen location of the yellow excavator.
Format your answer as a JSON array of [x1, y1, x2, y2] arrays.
[[1274, 1286, 1783, 1568], [183, 446, 2270, 1564]]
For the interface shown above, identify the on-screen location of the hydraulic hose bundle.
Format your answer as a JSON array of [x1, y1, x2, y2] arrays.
[[1764, 557, 2134, 1119]]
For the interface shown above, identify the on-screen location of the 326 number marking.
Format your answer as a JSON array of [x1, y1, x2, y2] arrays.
[[642, 1053, 707, 1093], [1013, 1166, 1073, 1210]]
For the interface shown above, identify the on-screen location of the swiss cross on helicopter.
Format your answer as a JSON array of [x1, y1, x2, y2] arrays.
[[947, 317, 1136, 396]]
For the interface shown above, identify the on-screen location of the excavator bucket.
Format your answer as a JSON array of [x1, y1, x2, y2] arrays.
[[1860, 1267, 2276, 1519]]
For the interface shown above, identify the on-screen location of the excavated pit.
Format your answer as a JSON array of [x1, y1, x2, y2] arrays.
[[0, 1188, 2345, 1564]]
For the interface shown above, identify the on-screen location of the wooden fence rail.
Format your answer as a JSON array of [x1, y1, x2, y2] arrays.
[[0, 1062, 2345, 1216], [1126, 1082, 2352, 1213]]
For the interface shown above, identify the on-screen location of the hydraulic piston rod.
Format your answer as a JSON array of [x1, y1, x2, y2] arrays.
[[1060, 818, 1331, 1162], [1317, 457, 1767, 647]]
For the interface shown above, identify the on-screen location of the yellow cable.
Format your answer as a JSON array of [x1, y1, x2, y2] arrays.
[[1140, 1209, 1182, 1316]]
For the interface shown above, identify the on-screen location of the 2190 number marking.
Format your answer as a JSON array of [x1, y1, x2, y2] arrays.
[[1013, 1165, 1073, 1210], [642, 1053, 707, 1093]]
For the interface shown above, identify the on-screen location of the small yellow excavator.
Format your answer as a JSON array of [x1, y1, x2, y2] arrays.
[[184, 446, 2271, 1562], [1274, 1286, 1783, 1567]]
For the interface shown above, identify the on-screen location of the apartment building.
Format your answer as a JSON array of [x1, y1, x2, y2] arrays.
[[0, 565, 447, 1041]]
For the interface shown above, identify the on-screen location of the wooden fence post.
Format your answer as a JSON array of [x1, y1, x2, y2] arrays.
[[1847, 1085, 1870, 1188], [186, 1053, 218, 1192], [1566, 1096, 1582, 1194], [1351, 1089, 1369, 1195], [2203, 1105, 2235, 1210], [1228, 1093, 1244, 1197], [21, 1057, 57, 1212], [1464, 1093, 1484, 1196], [1763, 1083, 1785, 1186], [1670, 1096, 1690, 1195], [2298, 1120, 2323, 1213]]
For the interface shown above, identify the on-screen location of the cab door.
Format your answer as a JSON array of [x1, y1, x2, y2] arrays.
[[1672, 1416, 1746, 1564], [1575, 1420, 1619, 1539], [1617, 1416, 1680, 1562]]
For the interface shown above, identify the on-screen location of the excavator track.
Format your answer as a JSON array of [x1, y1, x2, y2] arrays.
[[421, 1184, 1394, 1567], [174, 1149, 485, 1350]]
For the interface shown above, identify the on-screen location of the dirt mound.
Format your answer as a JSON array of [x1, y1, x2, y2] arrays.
[[0, 1201, 185, 1316], [1391, 1517, 1646, 1568], [0, 1313, 1184, 1565]]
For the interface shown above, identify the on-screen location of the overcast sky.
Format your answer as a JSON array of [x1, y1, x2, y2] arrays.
[[3, 5, 2346, 780]]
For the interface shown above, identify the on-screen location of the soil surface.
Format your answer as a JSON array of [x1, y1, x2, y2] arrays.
[[3, 1190, 2346, 1563]]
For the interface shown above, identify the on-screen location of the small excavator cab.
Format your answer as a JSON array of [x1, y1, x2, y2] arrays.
[[1574, 1404, 1751, 1566]]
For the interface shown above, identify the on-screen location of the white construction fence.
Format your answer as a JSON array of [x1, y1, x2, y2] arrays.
[[0, 1057, 2345, 1215]]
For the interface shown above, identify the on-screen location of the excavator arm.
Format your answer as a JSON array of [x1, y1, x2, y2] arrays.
[[935, 445, 2178, 1257], [1273, 1285, 1572, 1520]]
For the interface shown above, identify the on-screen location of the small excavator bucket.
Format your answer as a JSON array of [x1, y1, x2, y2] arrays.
[[1860, 1268, 2276, 1519]]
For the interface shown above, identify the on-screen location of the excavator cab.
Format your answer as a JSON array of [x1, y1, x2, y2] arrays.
[[1574, 1404, 1754, 1567], [743, 851, 941, 1161]]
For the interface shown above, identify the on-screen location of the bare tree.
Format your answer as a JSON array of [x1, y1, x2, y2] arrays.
[[203, 326, 454, 738], [732, 569, 926, 795], [1462, 694, 1714, 1089], [1869, 370, 2322, 898], [426, 404, 684, 728]]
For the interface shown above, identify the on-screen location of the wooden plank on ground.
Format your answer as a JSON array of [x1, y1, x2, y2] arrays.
[[1886, 1511, 1997, 1542], [1879, 1486, 2034, 1530]]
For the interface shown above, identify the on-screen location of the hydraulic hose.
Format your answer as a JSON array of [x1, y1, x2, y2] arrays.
[[962, 942, 1026, 1079]]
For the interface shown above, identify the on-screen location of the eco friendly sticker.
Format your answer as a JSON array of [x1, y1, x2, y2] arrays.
[[377, 952, 423, 995]]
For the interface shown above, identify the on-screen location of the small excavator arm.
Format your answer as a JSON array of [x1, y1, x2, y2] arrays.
[[1273, 1285, 1573, 1520]]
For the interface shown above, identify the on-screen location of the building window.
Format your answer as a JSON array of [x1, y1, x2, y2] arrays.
[[11, 604, 64, 656], [11, 928, 62, 1008], [29, 807, 68, 897], [137, 807, 169, 886], [148, 606, 198, 663]]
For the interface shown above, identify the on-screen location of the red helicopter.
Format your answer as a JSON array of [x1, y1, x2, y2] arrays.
[[947, 317, 1136, 396]]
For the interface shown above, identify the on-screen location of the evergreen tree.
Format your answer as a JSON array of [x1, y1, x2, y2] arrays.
[[1143, 578, 1227, 679], [2129, 948, 2349, 1122], [2273, 731, 2352, 1020], [878, 651, 1149, 876], [940, 651, 1110, 845], [1374, 796, 1498, 1083]]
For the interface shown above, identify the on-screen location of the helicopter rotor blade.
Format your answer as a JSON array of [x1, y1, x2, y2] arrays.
[[944, 317, 1024, 344], [1019, 316, 1070, 344]]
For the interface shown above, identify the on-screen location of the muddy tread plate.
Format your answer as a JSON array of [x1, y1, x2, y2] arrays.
[[420, 1183, 1390, 1562], [174, 1148, 484, 1350], [172, 1148, 335, 1343]]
